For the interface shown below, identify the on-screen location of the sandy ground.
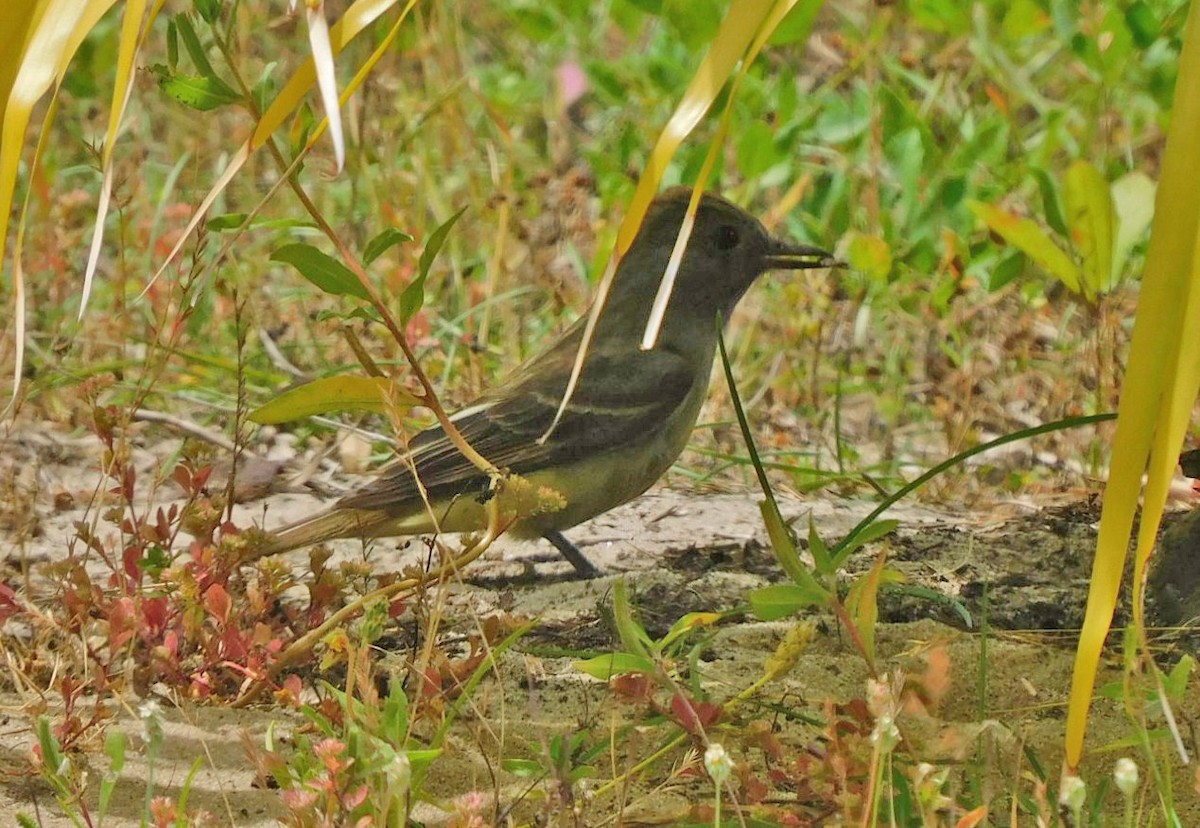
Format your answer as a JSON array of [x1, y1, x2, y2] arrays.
[[2, 422, 1197, 824]]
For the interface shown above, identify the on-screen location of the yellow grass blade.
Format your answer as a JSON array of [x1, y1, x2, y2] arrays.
[[641, 0, 809, 351], [1063, 0, 1200, 771], [2, 0, 119, 401], [304, 0, 345, 173], [547, 0, 808, 439], [81, 0, 156, 318], [149, 0, 408, 291], [250, 0, 399, 152]]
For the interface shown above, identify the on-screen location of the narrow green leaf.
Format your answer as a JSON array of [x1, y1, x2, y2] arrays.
[[207, 213, 317, 232], [845, 553, 903, 662], [167, 18, 179, 71], [760, 500, 826, 597], [382, 682, 409, 745], [1032, 166, 1069, 236], [829, 518, 900, 570], [1064, 159, 1116, 299], [249, 376, 420, 424], [407, 749, 441, 770], [968, 200, 1080, 293], [174, 13, 218, 78], [718, 322, 827, 598], [501, 758, 544, 778], [612, 578, 655, 660], [748, 583, 827, 621], [402, 206, 468, 323], [271, 243, 370, 301], [364, 227, 415, 265], [807, 515, 833, 575], [574, 652, 657, 680]]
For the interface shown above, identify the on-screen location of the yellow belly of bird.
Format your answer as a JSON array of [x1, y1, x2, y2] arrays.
[[376, 383, 704, 541]]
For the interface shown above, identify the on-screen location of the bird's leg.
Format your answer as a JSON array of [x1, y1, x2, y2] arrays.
[[543, 530, 602, 579]]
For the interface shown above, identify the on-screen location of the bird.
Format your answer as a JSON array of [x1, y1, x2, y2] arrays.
[[255, 188, 838, 576]]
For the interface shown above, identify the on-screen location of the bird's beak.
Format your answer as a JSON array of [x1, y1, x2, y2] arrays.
[[762, 237, 843, 271]]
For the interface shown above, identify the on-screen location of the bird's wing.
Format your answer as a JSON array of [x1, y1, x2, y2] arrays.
[[336, 345, 698, 512]]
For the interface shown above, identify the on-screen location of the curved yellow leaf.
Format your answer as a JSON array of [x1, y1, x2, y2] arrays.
[[1064, 0, 1200, 770], [249, 375, 422, 424], [968, 200, 1080, 292]]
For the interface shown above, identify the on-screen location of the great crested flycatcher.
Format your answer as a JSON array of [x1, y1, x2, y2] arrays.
[[258, 188, 836, 576]]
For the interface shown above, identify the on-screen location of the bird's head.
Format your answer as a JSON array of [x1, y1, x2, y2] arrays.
[[616, 188, 838, 329]]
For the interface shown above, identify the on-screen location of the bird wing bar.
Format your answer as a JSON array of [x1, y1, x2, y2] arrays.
[[335, 346, 697, 513]]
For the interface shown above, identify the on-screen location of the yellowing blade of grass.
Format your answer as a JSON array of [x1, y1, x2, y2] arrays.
[[149, 0, 409, 291], [304, 0, 345, 173], [641, 0, 810, 351], [548, 0, 814, 438], [82, 0, 157, 318], [2, 0, 120, 402], [1064, 0, 1200, 771], [248, 375, 420, 424]]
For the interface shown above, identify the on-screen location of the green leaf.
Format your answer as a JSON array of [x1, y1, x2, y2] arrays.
[[660, 611, 723, 651], [382, 682, 409, 746], [402, 206, 468, 324], [736, 120, 780, 179], [807, 516, 833, 576], [194, 0, 221, 24], [36, 717, 64, 777], [1064, 159, 1116, 299], [364, 228, 415, 265], [845, 553, 903, 662], [1110, 171, 1156, 280], [830, 519, 899, 570], [407, 749, 441, 771], [748, 583, 828, 621], [612, 578, 655, 660], [150, 66, 241, 111], [167, 18, 179, 71], [1164, 655, 1195, 699], [501, 758, 544, 778], [1032, 167, 1069, 236], [769, 1, 821, 44], [846, 234, 893, 282], [174, 13, 218, 78], [760, 500, 827, 599], [574, 652, 657, 680], [1125, 1, 1160, 48], [207, 213, 317, 232], [1002, 0, 1051, 40], [968, 200, 1080, 293], [249, 376, 420, 424], [271, 243, 370, 301]]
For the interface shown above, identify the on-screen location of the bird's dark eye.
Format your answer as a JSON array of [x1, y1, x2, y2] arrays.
[[715, 224, 740, 250]]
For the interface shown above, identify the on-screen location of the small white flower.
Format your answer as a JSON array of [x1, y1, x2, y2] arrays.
[[871, 714, 900, 751], [1059, 774, 1086, 813], [138, 700, 163, 745], [1114, 758, 1139, 796], [704, 743, 733, 785], [385, 751, 411, 792]]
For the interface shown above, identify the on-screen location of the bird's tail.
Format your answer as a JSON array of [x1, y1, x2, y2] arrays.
[[248, 506, 389, 561]]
